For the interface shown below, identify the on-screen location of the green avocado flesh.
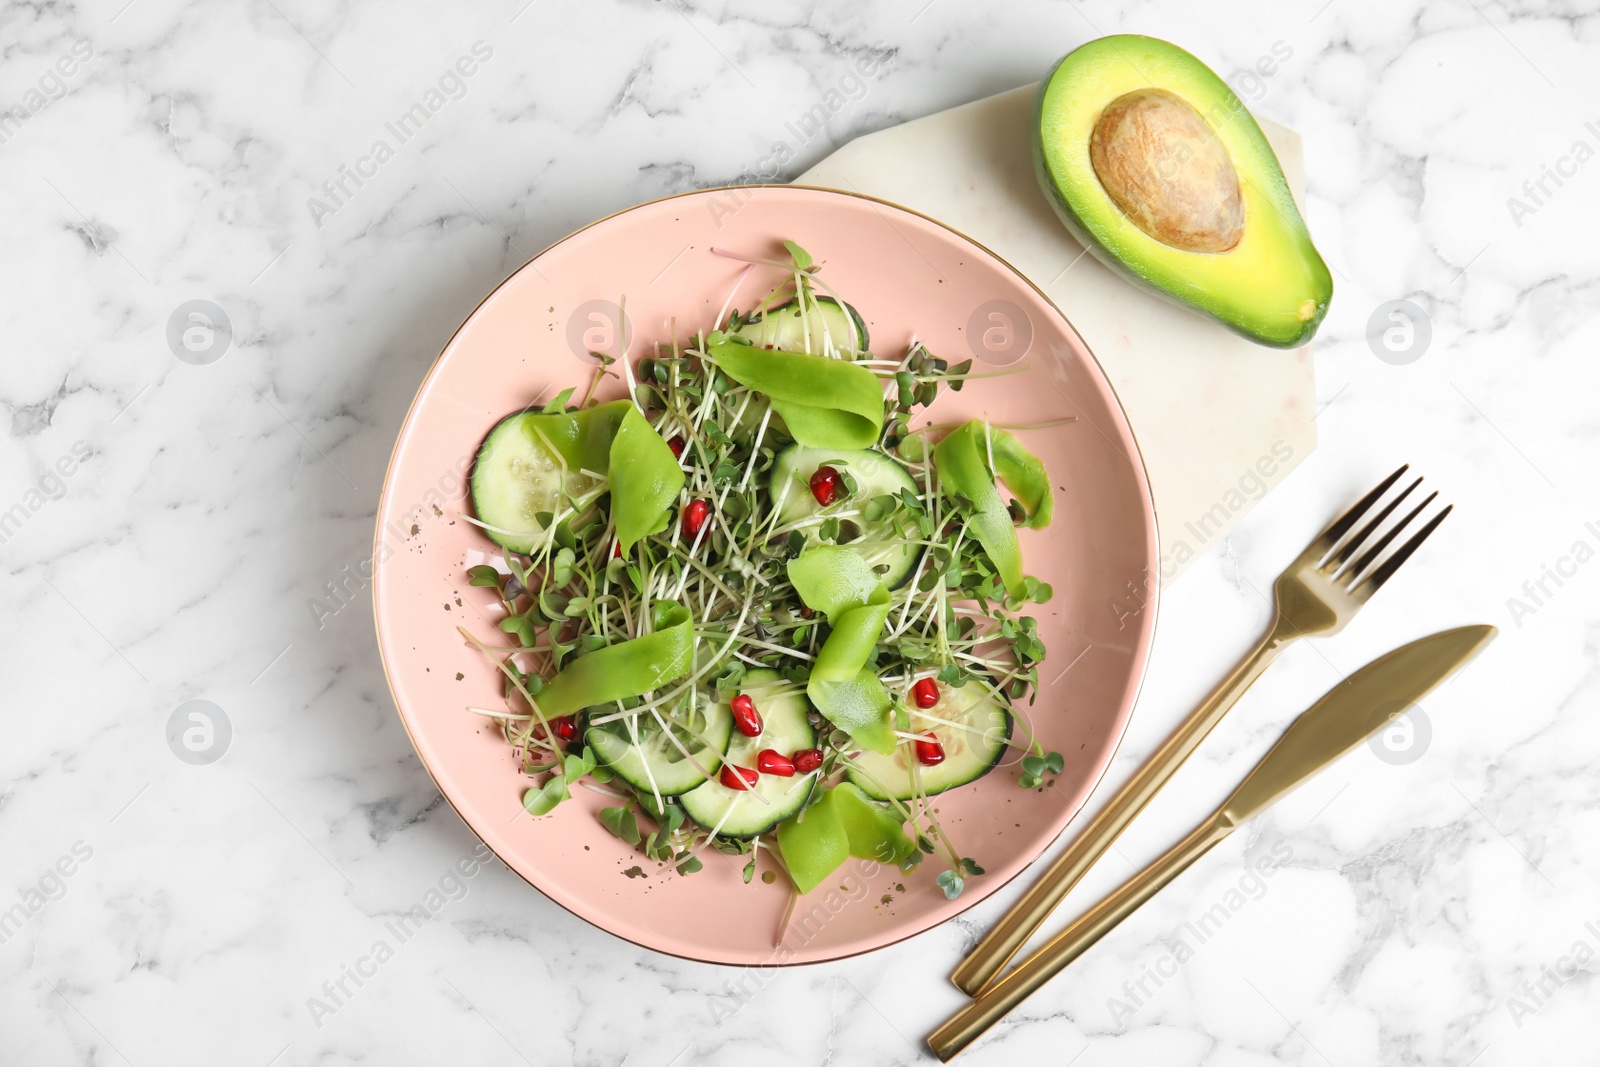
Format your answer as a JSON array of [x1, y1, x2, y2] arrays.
[[1032, 35, 1332, 348]]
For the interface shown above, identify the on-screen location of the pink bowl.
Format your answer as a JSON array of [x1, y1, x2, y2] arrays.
[[372, 185, 1159, 965]]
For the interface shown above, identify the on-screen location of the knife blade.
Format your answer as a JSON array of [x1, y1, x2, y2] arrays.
[[1220, 623, 1497, 824], [927, 623, 1498, 1061]]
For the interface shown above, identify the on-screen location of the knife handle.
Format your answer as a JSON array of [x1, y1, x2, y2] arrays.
[[929, 815, 1235, 1061], [951, 630, 1284, 996]]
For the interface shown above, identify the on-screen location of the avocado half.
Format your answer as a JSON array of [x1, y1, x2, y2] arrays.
[[1032, 35, 1332, 348]]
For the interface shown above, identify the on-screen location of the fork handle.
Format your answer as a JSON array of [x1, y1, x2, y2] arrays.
[[931, 814, 1236, 1060], [949, 627, 1286, 996]]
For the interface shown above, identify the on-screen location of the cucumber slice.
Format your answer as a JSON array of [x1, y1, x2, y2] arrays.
[[470, 413, 600, 553], [736, 296, 868, 355], [846, 681, 1011, 800], [770, 445, 923, 589], [584, 700, 733, 798], [680, 671, 818, 837]]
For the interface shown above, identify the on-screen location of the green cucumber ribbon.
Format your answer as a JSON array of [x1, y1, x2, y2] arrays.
[[707, 339, 884, 450], [933, 421, 1053, 597], [786, 546, 897, 755], [537, 602, 694, 715], [522, 399, 684, 553], [777, 782, 917, 894]]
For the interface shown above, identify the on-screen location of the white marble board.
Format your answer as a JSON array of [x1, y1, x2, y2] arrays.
[[799, 84, 1317, 584]]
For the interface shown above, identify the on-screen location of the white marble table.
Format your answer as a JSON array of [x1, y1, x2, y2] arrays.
[[2, 3, 1595, 1065]]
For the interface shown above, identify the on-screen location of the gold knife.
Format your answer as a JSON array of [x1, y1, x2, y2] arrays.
[[928, 623, 1497, 1061]]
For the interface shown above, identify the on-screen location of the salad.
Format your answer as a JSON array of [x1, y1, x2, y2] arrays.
[[460, 241, 1064, 900]]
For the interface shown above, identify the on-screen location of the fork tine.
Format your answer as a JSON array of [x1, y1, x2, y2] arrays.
[[1354, 504, 1453, 597], [1338, 490, 1438, 585], [1313, 465, 1410, 554], [1326, 476, 1423, 571]]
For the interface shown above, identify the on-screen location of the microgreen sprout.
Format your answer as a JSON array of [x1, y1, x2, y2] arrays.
[[458, 241, 1062, 887]]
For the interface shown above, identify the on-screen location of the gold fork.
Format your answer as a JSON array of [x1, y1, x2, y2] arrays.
[[951, 465, 1451, 996]]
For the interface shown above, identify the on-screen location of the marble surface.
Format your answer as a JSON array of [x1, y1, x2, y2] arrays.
[[798, 87, 1316, 584], [1, 2, 1597, 1066]]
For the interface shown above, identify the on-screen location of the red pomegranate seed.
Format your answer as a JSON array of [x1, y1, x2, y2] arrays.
[[756, 749, 795, 776], [809, 465, 842, 506], [792, 748, 824, 774], [720, 764, 759, 790], [667, 436, 685, 458], [680, 499, 710, 539], [612, 539, 623, 559], [798, 606, 814, 619], [914, 732, 945, 766], [730, 694, 763, 737], [550, 715, 577, 742], [912, 678, 940, 709]]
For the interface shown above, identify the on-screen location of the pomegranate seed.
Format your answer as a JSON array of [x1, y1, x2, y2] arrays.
[[730, 694, 763, 737], [792, 748, 824, 774], [720, 764, 759, 790], [912, 678, 940, 709], [680, 499, 710, 539], [756, 749, 795, 776], [914, 732, 946, 766], [809, 465, 842, 506], [798, 606, 814, 619], [667, 436, 685, 458], [550, 715, 577, 742], [612, 540, 623, 559]]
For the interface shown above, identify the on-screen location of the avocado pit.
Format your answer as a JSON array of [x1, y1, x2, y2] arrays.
[[1089, 88, 1243, 254]]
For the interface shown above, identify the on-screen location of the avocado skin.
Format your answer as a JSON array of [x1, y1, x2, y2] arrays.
[[1030, 42, 1332, 350]]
